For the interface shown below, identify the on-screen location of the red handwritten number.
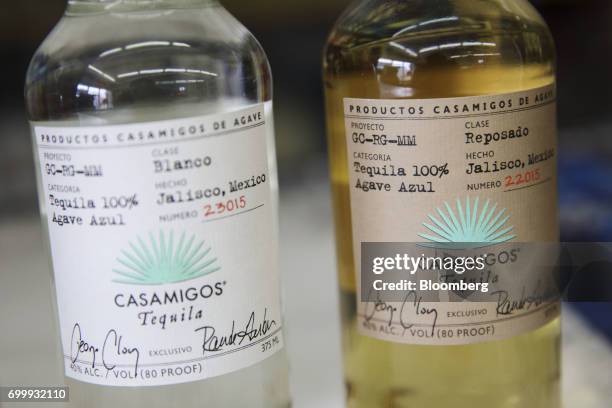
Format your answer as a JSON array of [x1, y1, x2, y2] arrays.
[[204, 196, 247, 218], [505, 169, 541, 188], [204, 204, 215, 217]]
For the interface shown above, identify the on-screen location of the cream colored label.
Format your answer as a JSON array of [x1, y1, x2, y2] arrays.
[[344, 84, 559, 345]]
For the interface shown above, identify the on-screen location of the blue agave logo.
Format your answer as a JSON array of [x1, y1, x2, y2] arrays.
[[419, 197, 515, 249], [113, 230, 220, 285]]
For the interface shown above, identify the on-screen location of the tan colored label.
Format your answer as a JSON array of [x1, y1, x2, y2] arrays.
[[344, 84, 559, 345]]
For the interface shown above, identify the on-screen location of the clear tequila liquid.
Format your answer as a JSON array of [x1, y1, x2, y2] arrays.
[[26, 1, 290, 406]]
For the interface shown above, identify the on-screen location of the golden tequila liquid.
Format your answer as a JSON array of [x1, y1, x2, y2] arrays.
[[324, 1, 560, 407]]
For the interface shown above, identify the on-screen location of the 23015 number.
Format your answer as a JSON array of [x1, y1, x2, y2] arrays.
[[204, 196, 247, 218]]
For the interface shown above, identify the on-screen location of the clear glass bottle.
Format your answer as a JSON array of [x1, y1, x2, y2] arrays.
[[324, 1, 559, 407], [25, 1, 290, 407]]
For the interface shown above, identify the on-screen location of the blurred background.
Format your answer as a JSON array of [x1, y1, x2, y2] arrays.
[[1, 0, 611, 407]]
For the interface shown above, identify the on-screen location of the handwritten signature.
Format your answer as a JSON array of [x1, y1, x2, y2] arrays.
[[194, 308, 277, 354], [491, 281, 552, 316], [364, 290, 438, 336], [70, 323, 140, 376]]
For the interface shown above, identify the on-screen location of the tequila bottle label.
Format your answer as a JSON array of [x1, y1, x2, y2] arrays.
[[344, 84, 560, 345], [33, 102, 284, 386]]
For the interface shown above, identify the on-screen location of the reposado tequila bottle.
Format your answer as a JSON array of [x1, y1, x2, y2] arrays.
[[324, 1, 560, 407]]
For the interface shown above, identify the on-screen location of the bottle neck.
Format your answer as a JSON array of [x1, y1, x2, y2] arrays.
[[66, 0, 219, 14], [67, 0, 217, 3]]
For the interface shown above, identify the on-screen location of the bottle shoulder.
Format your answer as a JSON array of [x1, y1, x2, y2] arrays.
[[26, 6, 272, 121], [324, 0, 555, 67]]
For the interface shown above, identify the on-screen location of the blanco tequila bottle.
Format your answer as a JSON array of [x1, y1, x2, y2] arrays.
[[25, 1, 290, 407]]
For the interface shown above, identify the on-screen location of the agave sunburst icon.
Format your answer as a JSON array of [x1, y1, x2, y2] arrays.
[[113, 230, 220, 285], [418, 197, 516, 248]]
